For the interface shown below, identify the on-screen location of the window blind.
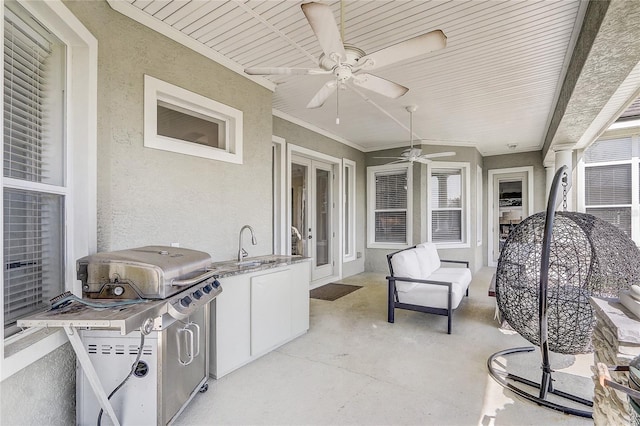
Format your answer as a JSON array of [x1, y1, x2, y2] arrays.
[[585, 164, 632, 205], [431, 168, 463, 242], [3, 7, 64, 334], [586, 207, 632, 237], [3, 10, 51, 183], [374, 170, 407, 243]]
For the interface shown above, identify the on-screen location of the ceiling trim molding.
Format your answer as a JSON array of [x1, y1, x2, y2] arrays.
[[105, 0, 276, 92], [272, 109, 366, 152]]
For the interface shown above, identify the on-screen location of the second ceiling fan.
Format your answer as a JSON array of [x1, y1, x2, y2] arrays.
[[244, 2, 447, 109]]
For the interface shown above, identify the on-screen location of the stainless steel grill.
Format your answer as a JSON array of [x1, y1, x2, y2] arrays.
[[19, 245, 222, 426]]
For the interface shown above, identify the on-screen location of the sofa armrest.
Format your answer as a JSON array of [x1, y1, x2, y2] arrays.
[[440, 259, 469, 268], [386, 276, 453, 288]]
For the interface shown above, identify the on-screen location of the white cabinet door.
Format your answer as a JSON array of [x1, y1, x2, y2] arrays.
[[250, 269, 292, 356], [291, 261, 310, 336], [211, 273, 250, 378]]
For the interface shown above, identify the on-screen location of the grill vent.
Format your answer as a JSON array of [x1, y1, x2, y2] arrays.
[[129, 344, 153, 356], [86, 343, 154, 356]]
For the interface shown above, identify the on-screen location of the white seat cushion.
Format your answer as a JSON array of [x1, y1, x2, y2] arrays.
[[398, 267, 471, 310]]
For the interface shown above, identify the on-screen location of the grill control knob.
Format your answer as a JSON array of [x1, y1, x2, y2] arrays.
[[192, 290, 202, 300], [180, 296, 192, 308], [202, 284, 212, 294], [213, 279, 221, 288], [113, 286, 125, 297]]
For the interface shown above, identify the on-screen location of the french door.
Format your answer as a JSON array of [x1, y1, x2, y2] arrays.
[[290, 155, 334, 282]]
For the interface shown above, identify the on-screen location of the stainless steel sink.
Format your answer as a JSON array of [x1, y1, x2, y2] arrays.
[[234, 259, 279, 268]]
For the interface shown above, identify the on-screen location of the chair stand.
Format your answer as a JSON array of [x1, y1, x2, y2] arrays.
[[487, 346, 593, 418]]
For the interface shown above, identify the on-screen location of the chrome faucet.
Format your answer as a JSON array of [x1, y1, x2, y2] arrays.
[[237, 225, 257, 262]]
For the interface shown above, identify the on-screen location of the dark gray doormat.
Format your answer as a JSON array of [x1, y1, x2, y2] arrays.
[[310, 283, 362, 301]]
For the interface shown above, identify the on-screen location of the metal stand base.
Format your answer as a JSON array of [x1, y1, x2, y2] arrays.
[[487, 346, 593, 418]]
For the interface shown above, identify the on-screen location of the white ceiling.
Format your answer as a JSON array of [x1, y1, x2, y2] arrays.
[[113, 0, 588, 155]]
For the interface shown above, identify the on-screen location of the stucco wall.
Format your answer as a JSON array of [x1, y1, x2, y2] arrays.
[[2, 0, 274, 423], [1, 343, 75, 425], [273, 117, 366, 277], [69, 0, 274, 260]]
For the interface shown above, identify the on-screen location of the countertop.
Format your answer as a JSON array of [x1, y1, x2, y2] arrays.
[[209, 255, 310, 278]]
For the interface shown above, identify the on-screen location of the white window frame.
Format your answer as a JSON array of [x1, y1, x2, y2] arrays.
[[426, 162, 471, 249], [343, 158, 356, 262], [577, 133, 640, 245], [477, 165, 483, 246], [367, 163, 413, 249], [1, 0, 97, 381], [143, 75, 243, 164]]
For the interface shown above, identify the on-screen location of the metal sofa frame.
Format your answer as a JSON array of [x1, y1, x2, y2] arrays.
[[386, 245, 469, 334]]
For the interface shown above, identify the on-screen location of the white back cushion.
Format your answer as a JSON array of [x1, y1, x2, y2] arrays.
[[390, 249, 421, 292], [416, 242, 441, 271]]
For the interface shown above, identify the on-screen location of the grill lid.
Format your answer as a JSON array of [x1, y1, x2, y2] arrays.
[[78, 246, 213, 299]]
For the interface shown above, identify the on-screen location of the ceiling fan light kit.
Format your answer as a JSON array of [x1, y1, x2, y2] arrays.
[[244, 1, 447, 111]]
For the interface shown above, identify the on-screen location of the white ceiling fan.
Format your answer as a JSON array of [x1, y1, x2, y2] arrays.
[[375, 106, 455, 164], [244, 2, 447, 110]]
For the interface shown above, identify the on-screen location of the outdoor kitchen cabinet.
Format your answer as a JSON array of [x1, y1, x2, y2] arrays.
[[211, 260, 310, 378]]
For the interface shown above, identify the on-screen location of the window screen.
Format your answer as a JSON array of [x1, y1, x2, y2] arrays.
[[3, 5, 65, 334], [374, 170, 407, 243]]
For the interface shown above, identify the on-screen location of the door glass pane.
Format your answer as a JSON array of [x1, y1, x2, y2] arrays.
[[291, 163, 307, 256], [315, 169, 329, 267], [498, 180, 523, 254]]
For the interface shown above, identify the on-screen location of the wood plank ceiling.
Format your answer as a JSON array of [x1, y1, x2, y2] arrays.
[[120, 0, 586, 155]]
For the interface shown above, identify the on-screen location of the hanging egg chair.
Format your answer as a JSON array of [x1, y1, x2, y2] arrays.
[[488, 165, 640, 418]]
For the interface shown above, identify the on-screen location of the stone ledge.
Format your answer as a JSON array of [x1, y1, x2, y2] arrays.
[[590, 297, 640, 344]]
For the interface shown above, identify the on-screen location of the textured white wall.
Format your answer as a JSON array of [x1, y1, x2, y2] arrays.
[[1, 344, 76, 425], [1, 0, 273, 423]]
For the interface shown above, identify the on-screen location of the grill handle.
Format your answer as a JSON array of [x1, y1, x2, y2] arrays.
[[171, 270, 217, 287]]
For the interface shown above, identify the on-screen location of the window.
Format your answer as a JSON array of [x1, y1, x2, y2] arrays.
[[343, 159, 356, 261], [3, 2, 65, 338], [367, 164, 412, 248], [427, 162, 470, 247], [477, 165, 482, 246], [580, 136, 639, 244], [144, 75, 243, 164], [1, 0, 96, 380]]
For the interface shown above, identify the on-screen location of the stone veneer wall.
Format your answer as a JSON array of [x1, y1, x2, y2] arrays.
[[590, 297, 640, 425]]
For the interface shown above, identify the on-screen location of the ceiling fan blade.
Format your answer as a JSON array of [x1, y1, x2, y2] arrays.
[[373, 156, 404, 160], [421, 151, 456, 159], [307, 80, 338, 109], [352, 73, 408, 98], [244, 67, 330, 76], [414, 157, 432, 164], [301, 2, 346, 61], [359, 30, 447, 70]]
